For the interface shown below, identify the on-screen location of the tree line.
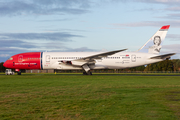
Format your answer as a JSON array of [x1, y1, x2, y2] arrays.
[[0, 62, 6, 72], [0, 59, 180, 72]]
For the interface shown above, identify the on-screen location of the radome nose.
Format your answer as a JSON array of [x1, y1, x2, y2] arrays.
[[3, 62, 7, 68]]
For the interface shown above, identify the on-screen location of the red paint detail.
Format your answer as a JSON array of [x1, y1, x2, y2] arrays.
[[15, 69, 20, 72], [160, 25, 170, 30], [126, 55, 129, 57], [4, 52, 41, 70], [18, 55, 23, 62]]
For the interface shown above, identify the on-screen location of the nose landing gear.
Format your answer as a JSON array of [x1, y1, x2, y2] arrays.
[[17, 71, 21, 75], [15, 69, 21, 75]]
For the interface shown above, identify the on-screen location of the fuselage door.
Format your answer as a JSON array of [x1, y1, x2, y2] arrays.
[[46, 55, 50, 62], [131, 55, 136, 62]]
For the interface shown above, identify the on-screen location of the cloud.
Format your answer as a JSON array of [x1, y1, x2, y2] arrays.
[[0, 32, 83, 41], [112, 21, 180, 28], [0, 47, 29, 53], [135, 0, 180, 17], [0, 32, 84, 54], [38, 18, 71, 22], [166, 6, 180, 11], [116, 0, 180, 4], [0, 31, 85, 62], [0, 54, 10, 57], [117, 0, 180, 19], [163, 44, 180, 51], [64, 47, 97, 52], [159, 44, 180, 59], [0, 39, 36, 48], [42, 29, 88, 33], [161, 44, 180, 60], [0, 1, 38, 16], [1, 0, 179, 17], [0, 0, 91, 17], [45, 47, 97, 52], [166, 34, 180, 41], [159, 13, 180, 20], [161, 44, 180, 59], [135, 0, 180, 4], [34, 0, 91, 8]]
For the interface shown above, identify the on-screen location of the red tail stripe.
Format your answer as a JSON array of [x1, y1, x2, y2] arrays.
[[160, 25, 170, 30]]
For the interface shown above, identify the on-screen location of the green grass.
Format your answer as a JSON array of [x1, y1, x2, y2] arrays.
[[0, 74, 180, 119]]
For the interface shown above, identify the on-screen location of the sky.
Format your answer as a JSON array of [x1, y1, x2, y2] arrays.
[[0, 0, 180, 62]]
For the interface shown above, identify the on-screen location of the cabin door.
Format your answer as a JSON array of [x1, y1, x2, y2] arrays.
[[46, 55, 50, 62], [131, 55, 136, 62]]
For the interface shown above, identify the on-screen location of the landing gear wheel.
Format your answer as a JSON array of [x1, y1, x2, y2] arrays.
[[18, 71, 21, 75], [83, 71, 92, 75], [87, 71, 92, 75], [83, 72, 87, 75]]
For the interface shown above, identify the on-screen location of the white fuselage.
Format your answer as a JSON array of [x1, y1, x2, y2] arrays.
[[42, 52, 162, 70]]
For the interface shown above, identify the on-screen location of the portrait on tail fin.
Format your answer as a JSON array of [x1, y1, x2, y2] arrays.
[[138, 25, 170, 54], [148, 36, 162, 54]]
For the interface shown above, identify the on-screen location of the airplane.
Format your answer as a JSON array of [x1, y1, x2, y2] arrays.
[[3, 25, 175, 75]]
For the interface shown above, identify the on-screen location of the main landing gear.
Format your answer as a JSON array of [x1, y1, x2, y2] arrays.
[[82, 64, 92, 75], [83, 71, 92, 75]]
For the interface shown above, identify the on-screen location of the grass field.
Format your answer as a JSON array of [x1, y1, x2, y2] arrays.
[[0, 74, 180, 120]]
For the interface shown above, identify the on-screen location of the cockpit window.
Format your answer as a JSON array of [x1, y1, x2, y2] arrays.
[[8, 57, 13, 60]]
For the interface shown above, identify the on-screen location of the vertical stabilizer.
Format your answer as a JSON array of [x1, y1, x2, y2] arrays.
[[138, 25, 170, 54]]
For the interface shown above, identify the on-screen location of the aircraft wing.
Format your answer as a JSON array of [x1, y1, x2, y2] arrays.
[[71, 49, 127, 66], [150, 53, 176, 59], [79, 49, 127, 61]]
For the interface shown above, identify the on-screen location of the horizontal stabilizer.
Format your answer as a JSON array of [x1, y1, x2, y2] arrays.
[[150, 53, 176, 59]]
